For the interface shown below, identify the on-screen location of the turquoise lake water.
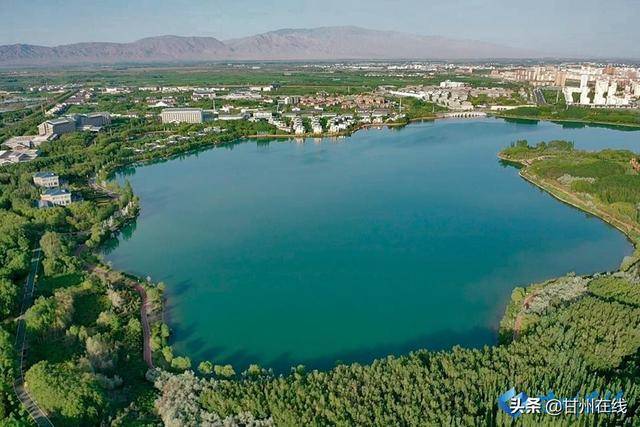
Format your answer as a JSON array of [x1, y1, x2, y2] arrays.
[[104, 118, 638, 372]]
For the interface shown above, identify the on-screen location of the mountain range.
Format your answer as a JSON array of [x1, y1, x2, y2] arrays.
[[0, 26, 540, 66]]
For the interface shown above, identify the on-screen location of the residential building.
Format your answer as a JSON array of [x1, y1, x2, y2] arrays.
[[148, 98, 176, 108], [439, 80, 466, 88], [311, 117, 323, 134], [33, 172, 60, 188], [39, 188, 72, 207], [283, 96, 300, 105]]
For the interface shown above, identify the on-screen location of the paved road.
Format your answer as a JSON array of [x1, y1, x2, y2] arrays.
[[13, 248, 55, 427], [533, 88, 547, 105]]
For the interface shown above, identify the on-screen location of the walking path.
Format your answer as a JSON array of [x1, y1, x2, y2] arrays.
[[133, 282, 154, 369], [90, 266, 154, 369], [83, 178, 154, 369], [512, 290, 541, 339], [13, 248, 55, 427]]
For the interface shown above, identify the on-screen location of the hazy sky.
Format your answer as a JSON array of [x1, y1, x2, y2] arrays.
[[1, 0, 639, 58]]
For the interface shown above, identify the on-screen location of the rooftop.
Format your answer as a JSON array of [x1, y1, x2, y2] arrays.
[[46, 117, 75, 125], [42, 187, 70, 196], [161, 108, 202, 112], [33, 171, 57, 179]]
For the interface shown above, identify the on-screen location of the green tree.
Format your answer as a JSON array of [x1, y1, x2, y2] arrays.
[[198, 361, 214, 375], [213, 364, 235, 379], [40, 232, 77, 276], [0, 278, 18, 319], [170, 356, 191, 371], [25, 361, 106, 426]]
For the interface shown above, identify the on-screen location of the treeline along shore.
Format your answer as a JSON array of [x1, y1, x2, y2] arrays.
[[3, 110, 640, 424]]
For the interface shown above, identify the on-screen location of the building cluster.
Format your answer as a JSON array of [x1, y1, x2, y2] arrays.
[[491, 64, 640, 107], [147, 97, 176, 108], [491, 66, 568, 86], [297, 93, 388, 111], [141, 86, 226, 94], [0, 135, 50, 166], [46, 89, 94, 116], [1, 113, 111, 167], [327, 115, 356, 133], [388, 84, 472, 110], [310, 117, 323, 134], [28, 83, 82, 93], [563, 74, 640, 107], [32, 172, 76, 208], [102, 87, 131, 95], [388, 82, 521, 110]]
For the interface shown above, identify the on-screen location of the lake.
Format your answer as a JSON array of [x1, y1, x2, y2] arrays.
[[104, 118, 638, 372]]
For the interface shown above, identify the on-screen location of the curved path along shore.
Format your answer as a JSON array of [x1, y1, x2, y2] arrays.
[[84, 178, 154, 369], [502, 152, 640, 340], [90, 265, 154, 369], [133, 281, 154, 369]]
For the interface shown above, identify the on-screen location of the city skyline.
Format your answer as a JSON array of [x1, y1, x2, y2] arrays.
[[1, 0, 640, 59]]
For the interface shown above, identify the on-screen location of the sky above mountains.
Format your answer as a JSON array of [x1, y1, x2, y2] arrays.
[[1, 0, 638, 58]]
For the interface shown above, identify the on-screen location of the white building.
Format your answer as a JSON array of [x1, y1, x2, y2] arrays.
[[160, 108, 203, 124], [33, 172, 60, 188], [439, 80, 466, 88], [593, 79, 609, 105], [253, 111, 274, 120], [39, 188, 72, 207]]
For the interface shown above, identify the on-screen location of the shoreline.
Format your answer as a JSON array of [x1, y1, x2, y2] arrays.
[[493, 113, 640, 129], [245, 115, 438, 139], [99, 118, 639, 371], [497, 152, 640, 245]]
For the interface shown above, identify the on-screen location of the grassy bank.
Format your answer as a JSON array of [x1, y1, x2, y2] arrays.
[[495, 105, 640, 128]]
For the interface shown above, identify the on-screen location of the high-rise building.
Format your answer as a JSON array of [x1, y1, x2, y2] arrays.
[[580, 74, 589, 89], [580, 87, 591, 105], [593, 79, 609, 105], [554, 71, 567, 87]]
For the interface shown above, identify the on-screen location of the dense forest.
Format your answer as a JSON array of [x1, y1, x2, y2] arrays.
[[147, 273, 640, 425], [0, 115, 277, 424]]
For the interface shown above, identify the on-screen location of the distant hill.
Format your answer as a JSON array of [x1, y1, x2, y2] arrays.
[[0, 26, 539, 66]]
